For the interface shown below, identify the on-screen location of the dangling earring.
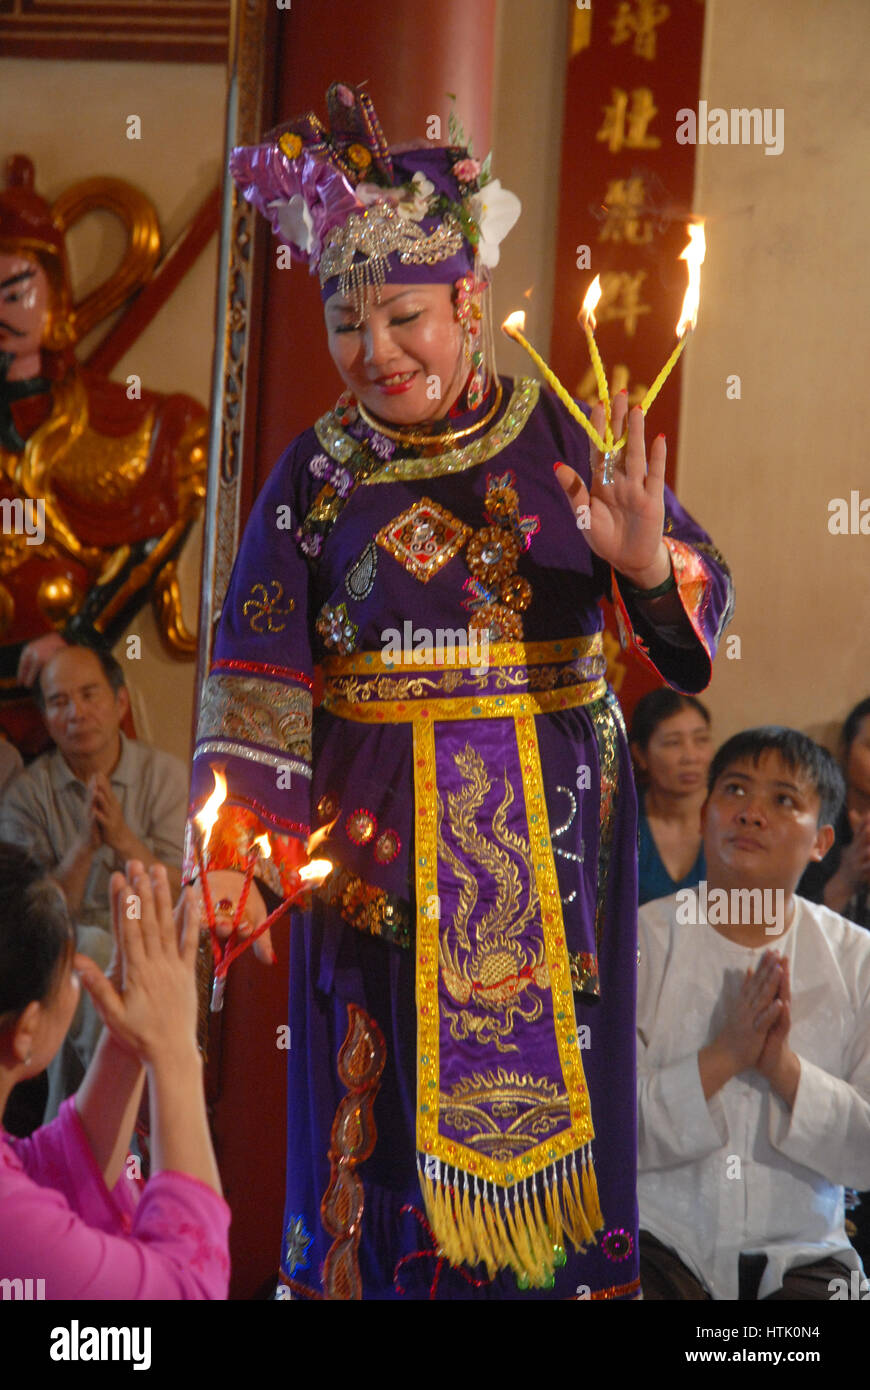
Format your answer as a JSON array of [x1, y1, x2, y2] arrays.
[[454, 274, 486, 410]]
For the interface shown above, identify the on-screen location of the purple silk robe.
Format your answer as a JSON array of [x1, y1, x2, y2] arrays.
[[189, 377, 733, 1300]]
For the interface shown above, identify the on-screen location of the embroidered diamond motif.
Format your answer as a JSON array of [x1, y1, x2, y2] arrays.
[[376, 498, 471, 583]]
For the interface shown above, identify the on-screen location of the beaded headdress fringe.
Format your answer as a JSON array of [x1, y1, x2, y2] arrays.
[[416, 1146, 603, 1290]]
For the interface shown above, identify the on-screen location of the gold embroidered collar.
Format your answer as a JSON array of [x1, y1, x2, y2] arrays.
[[313, 377, 540, 484]]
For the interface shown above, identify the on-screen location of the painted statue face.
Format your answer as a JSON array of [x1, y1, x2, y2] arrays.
[[701, 751, 833, 895], [324, 282, 468, 426], [0, 252, 51, 377]]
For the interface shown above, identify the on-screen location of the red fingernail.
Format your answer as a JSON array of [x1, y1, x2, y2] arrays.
[[656, 432, 665, 440], [619, 387, 628, 395], [270, 949, 278, 966], [553, 461, 563, 472]]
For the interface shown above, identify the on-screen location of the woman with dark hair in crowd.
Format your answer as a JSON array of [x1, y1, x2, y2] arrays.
[[630, 688, 713, 905], [799, 696, 870, 930], [0, 846, 229, 1298]]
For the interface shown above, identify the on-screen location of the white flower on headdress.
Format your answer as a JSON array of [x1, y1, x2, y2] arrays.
[[397, 171, 435, 222], [269, 194, 315, 255], [469, 180, 521, 268], [356, 182, 400, 208]]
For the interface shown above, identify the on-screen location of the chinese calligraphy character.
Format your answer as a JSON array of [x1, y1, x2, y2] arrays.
[[596, 271, 651, 337], [597, 177, 653, 244], [596, 88, 661, 153], [610, 0, 670, 61]]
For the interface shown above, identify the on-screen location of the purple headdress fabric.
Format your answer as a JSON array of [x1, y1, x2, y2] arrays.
[[228, 81, 520, 306]]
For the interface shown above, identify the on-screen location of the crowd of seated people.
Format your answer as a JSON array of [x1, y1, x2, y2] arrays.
[[1, 640, 868, 1301]]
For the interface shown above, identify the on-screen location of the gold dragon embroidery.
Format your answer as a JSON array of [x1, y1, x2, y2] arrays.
[[437, 744, 548, 1054]]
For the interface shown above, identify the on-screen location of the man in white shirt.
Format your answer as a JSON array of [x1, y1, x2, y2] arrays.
[[637, 726, 870, 1300]]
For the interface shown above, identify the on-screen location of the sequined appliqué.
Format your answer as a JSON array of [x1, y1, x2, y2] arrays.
[[316, 792, 340, 823], [602, 1228, 634, 1262], [316, 602, 358, 654], [376, 498, 471, 583], [283, 1215, 313, 1276], [345, 808, 377, 845], [344, 541, 378, 600], [374, 829, 401, 864], [243, 580, 296, 633]]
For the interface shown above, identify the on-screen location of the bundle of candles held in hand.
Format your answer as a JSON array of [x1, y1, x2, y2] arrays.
[[502, 224, 706, 484], [193, 768, 332, 1011]]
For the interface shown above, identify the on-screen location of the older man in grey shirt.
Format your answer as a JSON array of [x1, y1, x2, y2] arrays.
[[0, 641, 188, 1114]]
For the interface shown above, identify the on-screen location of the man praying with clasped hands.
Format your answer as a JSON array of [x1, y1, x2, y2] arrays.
[[637, 727, 870, 1301]]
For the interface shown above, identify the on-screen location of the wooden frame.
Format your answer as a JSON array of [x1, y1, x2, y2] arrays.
[[0, 0, 230, 63]]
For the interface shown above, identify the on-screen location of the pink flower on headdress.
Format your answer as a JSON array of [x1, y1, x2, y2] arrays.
[[452, 157, 481, 185], [335, 84, 355, 107]]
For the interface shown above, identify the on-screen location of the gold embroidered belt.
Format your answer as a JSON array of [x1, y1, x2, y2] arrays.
[[321, 633, 607, 723]]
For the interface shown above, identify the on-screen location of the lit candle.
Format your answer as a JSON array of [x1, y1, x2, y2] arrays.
[[502, 311, 608, 455], [579, 276, 613, 450], [639, 224, 706, 416], [232, 833, 272, 930], [193, 767, 228, 946]]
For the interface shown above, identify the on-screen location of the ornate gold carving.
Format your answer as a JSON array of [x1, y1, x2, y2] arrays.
[[52, 410, 155, 502], [36, 573, 83, 625], [51, 178, 161, 345], [152, 560, 197, 656]]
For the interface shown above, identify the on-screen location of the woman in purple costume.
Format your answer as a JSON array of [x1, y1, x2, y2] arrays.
[[189, 83, 734, 1300]]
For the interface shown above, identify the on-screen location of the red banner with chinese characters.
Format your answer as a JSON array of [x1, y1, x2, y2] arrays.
[[549, 0, 706, 719]]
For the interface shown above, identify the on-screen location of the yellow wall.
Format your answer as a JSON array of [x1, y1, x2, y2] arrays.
[[0, 57, 226, 762], [492, 0, 870, 755]]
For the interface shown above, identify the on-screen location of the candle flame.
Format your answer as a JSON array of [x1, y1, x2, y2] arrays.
[[194, 767, 227, 852], [306, 816, 338, 856], [523, 284, 534, 300], [676, 223, 706, 338], [253, 833, 272, 859], [298, 858, 332, 888], [502, 310, 526, 334], [581, 274, 602, 327]]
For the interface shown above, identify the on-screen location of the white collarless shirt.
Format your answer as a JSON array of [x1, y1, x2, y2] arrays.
[[637, 890, 870, 1300]]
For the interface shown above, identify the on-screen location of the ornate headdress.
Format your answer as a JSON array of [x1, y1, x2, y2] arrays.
[[229, 82, 521, 317]]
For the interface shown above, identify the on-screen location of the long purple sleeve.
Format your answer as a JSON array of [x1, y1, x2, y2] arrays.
[[1, 1098, 230, 1300]]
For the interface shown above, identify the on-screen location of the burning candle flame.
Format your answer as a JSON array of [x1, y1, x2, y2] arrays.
[[253, 833, 272, 859], [298, 858, 332, 888], [306, 816, 338, 856], [194, 767, 227, 854], [502, 310, 526, 334], [676, 223, 706, 338], [581, 274, 603, 328]]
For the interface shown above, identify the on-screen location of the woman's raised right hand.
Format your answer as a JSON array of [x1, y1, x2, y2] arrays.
[[76, 861, 200, 1066]]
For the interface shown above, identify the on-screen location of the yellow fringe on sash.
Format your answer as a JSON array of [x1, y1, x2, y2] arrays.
[[417, 1148, 603, 1290]]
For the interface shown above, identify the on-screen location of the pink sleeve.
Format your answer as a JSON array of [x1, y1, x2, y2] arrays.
[[1, 1100, 230, 1300]]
